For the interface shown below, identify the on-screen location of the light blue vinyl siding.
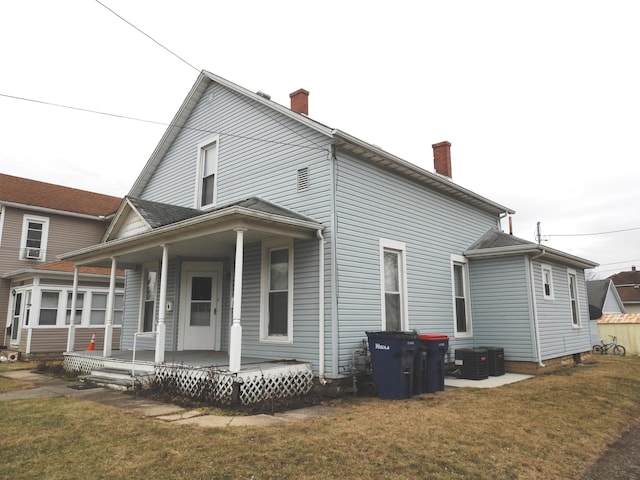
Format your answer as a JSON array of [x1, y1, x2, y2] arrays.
[[140, 82, 332, 225], [333, 151, 501, 371], [468, 256, 536, 361], [533, 260, 592, 359]]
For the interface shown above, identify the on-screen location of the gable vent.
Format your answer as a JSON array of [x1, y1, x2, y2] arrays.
[[297, 167, 309, 191]]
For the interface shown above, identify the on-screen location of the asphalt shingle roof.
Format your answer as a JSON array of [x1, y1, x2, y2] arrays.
[[0, 173, 121, 217]]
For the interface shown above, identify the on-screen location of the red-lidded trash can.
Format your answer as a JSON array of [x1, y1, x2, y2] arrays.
[[416, 334, 449, 393], [366, 331, 418, 399]]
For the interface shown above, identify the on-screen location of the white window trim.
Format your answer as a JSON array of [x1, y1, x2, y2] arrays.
[[194, 134, 220, 209], [0, 205, 5, 250], [19, 214, 50, 261], [37, 290, 62, 326], [379, 239, 409, 331], [567, 268, 581, 328], [451, 254, 472, 338], [260, 238, 294, 343], [541, 264, 554, 300]]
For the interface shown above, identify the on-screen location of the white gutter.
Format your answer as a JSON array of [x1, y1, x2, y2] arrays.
[[528, 250, 546, 367], [0, 200, 115, 221], [317, 229, 326, 384]]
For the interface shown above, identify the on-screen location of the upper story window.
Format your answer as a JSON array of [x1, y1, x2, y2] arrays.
[[568, 269, 580, 327], [20, 215, 50, 261], [380, 239, 408, 331], [196, 135, 219, 209], [451, 254, 472, 337], [541, 264, 554, 299]]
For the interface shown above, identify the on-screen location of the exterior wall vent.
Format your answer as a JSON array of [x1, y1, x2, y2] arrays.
[[297, 167, 309, 191]]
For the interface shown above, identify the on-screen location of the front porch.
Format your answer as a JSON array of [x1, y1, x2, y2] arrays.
[[64, 350, 314, 405]]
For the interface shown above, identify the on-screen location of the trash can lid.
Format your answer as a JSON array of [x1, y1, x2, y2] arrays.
[[419, 334, 449, 341]]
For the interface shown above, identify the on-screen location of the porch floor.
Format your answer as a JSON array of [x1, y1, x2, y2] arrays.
[[68, 349, 299, 373]]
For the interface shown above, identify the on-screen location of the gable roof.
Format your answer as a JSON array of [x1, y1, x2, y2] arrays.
[[128, 70, 514, 217], [609, 268, 640, 304], [587, 279, 625, 318], [587, 280, 611, 310], [464, 229, 598, 269], [0, 173, 121, 218]]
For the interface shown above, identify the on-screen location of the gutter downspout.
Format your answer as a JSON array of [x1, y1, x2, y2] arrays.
[[317, 229, 326, 384], [529, 249, 546, 367], [329, 144, 339, 378]]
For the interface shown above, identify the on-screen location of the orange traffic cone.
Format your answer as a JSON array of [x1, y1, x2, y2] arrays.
[[86, 332, 96, 351]]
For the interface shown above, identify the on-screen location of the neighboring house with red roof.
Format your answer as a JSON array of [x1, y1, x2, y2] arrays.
[[0, 173, 123, 356], [609, 266, 640, 313]]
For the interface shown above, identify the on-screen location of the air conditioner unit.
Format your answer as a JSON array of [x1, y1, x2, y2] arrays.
[[25, 248, 41, 259]]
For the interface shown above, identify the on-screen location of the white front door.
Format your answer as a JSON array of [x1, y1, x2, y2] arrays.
[[180, 262, 222, 350]]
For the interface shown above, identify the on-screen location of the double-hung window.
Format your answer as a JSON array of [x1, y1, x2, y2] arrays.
[[196, 135, 219, 209], [20, 215, 49, 261], [380, 239, 408, 331], [141, 268, 157, 332], [39, 291, 60, 326], [451, 254, 472, 337], [261, 239, 293, 342], [65, 292, 84, 325], [568, 269, 580, 327], [541, 264, 554, 299]]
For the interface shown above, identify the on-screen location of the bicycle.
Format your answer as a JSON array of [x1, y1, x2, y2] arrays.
[[592, 335, 626, 356]]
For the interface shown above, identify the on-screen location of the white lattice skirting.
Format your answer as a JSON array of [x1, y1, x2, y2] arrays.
[[64, 354, 314, 405], [155, 363, 314, 405]]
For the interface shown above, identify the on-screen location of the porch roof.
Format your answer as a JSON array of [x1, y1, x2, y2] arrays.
[[464, 229, 599, 269], [59, 197, 323, 268]]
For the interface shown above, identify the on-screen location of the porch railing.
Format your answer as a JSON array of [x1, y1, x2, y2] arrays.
[[131, 331, 158, 384]]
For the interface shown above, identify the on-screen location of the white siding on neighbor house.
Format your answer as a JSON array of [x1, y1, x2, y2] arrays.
[[533, 260, 592, 359], [332, 151, 502, 372], [468, 256, 536, 362]]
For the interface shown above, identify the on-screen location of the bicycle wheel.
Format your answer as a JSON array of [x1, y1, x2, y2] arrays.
[[613, 345, 626, 357], [592, 345, 603, 355]]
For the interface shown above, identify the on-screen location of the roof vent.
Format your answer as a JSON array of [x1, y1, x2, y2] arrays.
[[256, 90, 271, 100]]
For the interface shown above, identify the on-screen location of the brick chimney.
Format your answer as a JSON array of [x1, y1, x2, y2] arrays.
[[432, 141, 452, 178], [290, 88, 309, 115]]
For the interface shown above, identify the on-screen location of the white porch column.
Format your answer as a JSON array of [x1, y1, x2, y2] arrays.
[[229, 228, 246, 373], [155, 245, 169, 363], [103, 257, 117, 357], [66, 265, 80, 352]]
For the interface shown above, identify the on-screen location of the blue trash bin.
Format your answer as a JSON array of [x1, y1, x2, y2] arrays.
[[418, 334, 449, 393], [366, 331, 418, 399]]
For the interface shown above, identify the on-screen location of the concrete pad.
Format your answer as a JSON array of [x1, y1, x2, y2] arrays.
[[157, 409, 203, 422], [445, 373, 533, 389]]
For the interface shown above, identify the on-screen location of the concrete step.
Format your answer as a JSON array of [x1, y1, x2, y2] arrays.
[[79, 367, 155, 391], [79, 374, 133, 391]]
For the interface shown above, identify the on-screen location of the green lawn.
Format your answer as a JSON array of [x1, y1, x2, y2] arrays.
[[0, 356, 638, 479]]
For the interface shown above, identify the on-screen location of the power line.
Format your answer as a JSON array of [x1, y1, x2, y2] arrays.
[[94, 0, 199, 73], [96, 0, 324, 151], [0, 92, 328, 153], [548, 226, 640, 237]]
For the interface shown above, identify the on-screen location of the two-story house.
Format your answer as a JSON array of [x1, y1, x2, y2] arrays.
[[0, 174, 122, 357], [59, 71, 598, 402]]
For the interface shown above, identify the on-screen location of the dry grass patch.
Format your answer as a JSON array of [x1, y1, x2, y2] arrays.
[[0, 356, 638, 479]]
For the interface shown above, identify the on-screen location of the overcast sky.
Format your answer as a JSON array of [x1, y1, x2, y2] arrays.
[[1, 1, 638, 278]]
